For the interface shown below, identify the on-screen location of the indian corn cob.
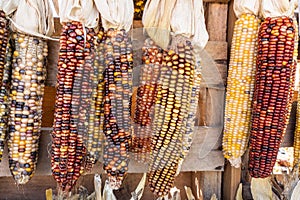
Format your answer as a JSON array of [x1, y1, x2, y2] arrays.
[[292, 20, 300, 171], [134, 0, 146, 20], [51, 21, 95, 191], [222, 13, 260, 167], [8, 33, 47, 184], [180, 62, 201, 160], [132, 38, 162, 162], [0, 10, 11, 162], [101, 28, 133, 189], [148, 40, 194, 196], [248, 16, 296, 178], [85, 28, 105, 171]]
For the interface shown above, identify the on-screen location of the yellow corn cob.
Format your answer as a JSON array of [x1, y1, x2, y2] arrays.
[[0, 10, 11, 162], [222, 13, 260, 167], [8, 33, 47, 184], [134, 0, 146, 19], [51, 21, 95, 192], [294, 92, 300, 171], [148, 39, 194, 197], [248, 16, 296, 178], [132, 38, 162, 162]]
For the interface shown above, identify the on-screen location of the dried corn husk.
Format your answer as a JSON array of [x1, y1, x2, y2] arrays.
[[143, 0, 176, 49], [59, 0, 99, 28], [234, 0, 260, 18], [251, 178, 273, 200], [2, 0, 54, 36], [94, 0, 134, 31], [261, 0, 298, 18]]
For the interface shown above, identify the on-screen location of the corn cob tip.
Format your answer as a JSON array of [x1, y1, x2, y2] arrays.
[[12, 174, 30, 185], [108, 176, 122, 190], [228, 158, 242, 168]]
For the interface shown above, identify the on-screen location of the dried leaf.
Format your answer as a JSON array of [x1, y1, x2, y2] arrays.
[[130, 173, 146, 200], [170, 187, 181, 200], [94, 174, 102, 200], [291, 180, 300, 200], [45, 188, 53, 200], [103, 180, 117, 200], [184, 186, 195, 200], [235, 183, 243, 200], [251, 177, 272, 200], [210, 194, 218, 200]]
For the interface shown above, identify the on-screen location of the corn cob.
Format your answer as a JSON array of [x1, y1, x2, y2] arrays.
[[51, 21, 95, 191], [180, 62, 201, 160], [222, 13, 260, 166], [294, 92, 300, 171], [132, 38, 162, 162], [148, 40, 194, 196], [8, 33, 47, 184], [248, 16, 296, 178], [85, 28, 105, 170], [292, 20, 300, 171], [134, 0, 146, 20], [101, 28, 133, 189], [0, 10, 11, 162]]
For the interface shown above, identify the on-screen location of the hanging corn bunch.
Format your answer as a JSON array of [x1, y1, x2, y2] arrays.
[[0, 10, 11, 162], [222, 0, 260, 167], [3, 0, 54, 184], [132, 38, 162, 162], [248, 0, 298, 178], [51, 21, 95, 192], [94, 0, 134, 189], [144, 0, 208, 196], [51, 0, 99, 192], [85, 28, 106, 171]]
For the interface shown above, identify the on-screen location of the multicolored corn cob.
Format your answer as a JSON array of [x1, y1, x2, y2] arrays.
[[132, 38, 162, 162], [101, 28, 133, 189], [0, 10, 11, 162], [148, 40, 195, 196], [180, 62, 201, 160], [222, 13, 260, 167], [8, 33, 47, 184], [51, 21, 95, 192], [292, 21, 300, 172], [248, 16, 296, 178], [85, 28, 105, 171]]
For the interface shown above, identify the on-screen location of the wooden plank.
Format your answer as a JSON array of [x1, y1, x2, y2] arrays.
[[0, 128, 224, 177], [0, 172, 205, 200], [223, 162, 241, 200], [227, 0, 237, 48], [0, 174, 95, 200], [206, 3, 228, 41], [41, 86, 56, 127], [46, 40, 59, 87], [203, 41, 228, 84]]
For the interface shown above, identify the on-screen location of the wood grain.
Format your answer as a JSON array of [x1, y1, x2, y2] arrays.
[[223, 162, 241, 200], [206, 3, 228, 41]]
